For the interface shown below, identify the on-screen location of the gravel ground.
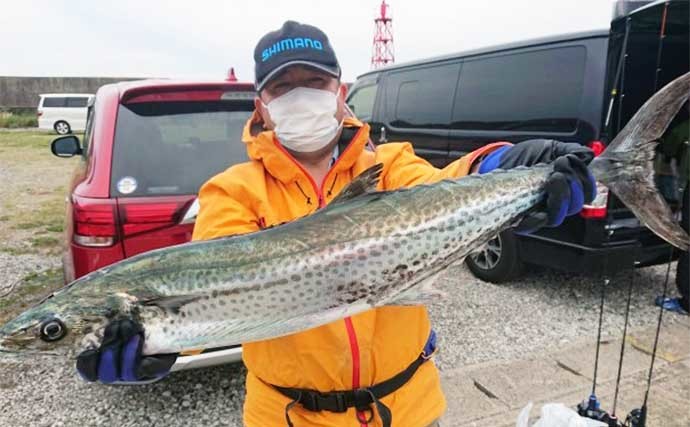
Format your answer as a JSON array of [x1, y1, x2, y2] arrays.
[[0, 256, 683, 427], [0, 252, 61, 295]]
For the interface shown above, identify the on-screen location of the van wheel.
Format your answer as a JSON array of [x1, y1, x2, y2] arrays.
[[54, 121, 71, 135], [465, 230, 524, 283]]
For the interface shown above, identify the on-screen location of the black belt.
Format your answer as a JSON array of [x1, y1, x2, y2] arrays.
[[274, 351, 431, 427]]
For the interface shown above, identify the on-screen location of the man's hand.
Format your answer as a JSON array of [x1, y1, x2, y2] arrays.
[[478, 139, 596, 231], [76, 318, 176, 384]]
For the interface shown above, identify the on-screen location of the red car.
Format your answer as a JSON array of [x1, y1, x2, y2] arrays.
[[51, 79, 255, 370]]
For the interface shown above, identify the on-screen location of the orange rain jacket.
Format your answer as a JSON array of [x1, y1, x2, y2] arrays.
[[192, 113, 510, 427]]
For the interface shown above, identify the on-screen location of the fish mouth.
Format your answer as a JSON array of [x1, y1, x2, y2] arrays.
[[0, 336, 63, 358], [0, 345, 62, 358]]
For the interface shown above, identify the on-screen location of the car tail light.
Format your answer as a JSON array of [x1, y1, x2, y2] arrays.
[[36, 110, 43, 117], [588, 140, 605, 157], [581, 140, 609, 219], [73, 197, 118, 247], [118, 198, 193, 238]]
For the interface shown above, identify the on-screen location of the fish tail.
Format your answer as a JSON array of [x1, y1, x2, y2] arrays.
[[590, 72, 689, 251]]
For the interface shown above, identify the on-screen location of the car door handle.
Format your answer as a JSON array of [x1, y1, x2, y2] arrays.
[[379, 126, 387, 143]]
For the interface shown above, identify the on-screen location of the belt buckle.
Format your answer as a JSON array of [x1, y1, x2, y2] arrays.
[[353, 388, 372, 411], [422, 347, 437, 360], [332, 393, 347, 413], [304, 393, 320, 411]]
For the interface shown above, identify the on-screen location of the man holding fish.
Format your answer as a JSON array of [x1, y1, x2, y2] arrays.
[[73, 21, 597, 427]]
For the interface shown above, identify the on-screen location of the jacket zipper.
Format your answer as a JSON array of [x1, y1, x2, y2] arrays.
[[272, 132, 368, 425]]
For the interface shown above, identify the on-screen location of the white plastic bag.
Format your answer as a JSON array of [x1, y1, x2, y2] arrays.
[[516, 402, 607, 427]]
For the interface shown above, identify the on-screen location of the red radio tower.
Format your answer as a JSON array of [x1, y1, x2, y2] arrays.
[[371, 1, 394, 69]]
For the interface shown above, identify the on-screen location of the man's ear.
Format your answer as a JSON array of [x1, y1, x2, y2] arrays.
[[254, 96, 274, 129], [338, 83, 348, 102]]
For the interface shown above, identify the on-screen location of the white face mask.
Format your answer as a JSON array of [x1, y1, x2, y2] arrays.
[[264, 87, 342, 153]]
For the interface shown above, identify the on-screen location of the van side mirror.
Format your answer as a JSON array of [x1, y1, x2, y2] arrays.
[[51, 135, 82, 158]]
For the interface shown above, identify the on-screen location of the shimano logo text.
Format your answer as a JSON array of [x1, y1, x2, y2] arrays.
[[262, 37, 324, 62]]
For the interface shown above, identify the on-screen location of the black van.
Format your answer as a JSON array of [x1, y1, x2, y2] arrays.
[[346, 0, 689, 282]]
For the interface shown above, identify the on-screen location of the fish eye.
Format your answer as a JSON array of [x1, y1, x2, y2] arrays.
[[39, 318, 66, 342]]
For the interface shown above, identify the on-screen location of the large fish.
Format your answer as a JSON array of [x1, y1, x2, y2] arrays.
[[1, 73, 688, 358]]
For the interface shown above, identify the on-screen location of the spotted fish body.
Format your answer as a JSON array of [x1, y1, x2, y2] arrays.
[[1, 72, 689, 358], [59, 165, 550, 355]]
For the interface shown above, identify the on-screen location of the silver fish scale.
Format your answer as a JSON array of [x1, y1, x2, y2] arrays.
[[135, 166, 551, 354]]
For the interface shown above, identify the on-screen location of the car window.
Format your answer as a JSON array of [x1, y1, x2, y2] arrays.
[[66, 97, 89, 108], [42, 97, 66, 108], [347, 84, 378, 121], [81, 106, 95, 159], [110, 100, 253, 197], [452, 46, 586, 133], [386, 63, 460, 129]]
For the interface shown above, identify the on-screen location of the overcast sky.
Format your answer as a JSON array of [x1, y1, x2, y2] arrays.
[[2, 0, 618, 82]]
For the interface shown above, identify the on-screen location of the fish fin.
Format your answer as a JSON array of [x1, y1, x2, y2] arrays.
[[141, 295, 201, 314], [609, 179, 688, 251], [389, 275, 446, 306], [605, 72, 689, 154], [329, 163, 383, 205], [592, 72, 690, 250]]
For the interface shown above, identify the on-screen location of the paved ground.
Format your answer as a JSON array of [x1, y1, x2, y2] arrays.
[[442, 315, 690, 427]]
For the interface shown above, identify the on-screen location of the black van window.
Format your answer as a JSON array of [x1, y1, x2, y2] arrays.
[[387, 63, 460, 129], [452, 46, 586, 133], [43, 97, 66, 107], [347, 84, 377, 121]]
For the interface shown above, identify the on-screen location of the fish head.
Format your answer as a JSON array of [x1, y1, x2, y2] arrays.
[[0, 296, 112, 357]]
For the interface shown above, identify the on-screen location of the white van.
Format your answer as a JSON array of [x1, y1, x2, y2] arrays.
[[37, 94, 94, 134]]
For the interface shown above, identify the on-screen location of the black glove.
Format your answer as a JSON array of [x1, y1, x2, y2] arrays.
[[479, 139, 596, 231], [76, 318, 177, 384]]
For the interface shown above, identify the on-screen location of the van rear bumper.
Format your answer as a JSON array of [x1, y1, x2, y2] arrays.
[[517, 233, 677, 274]]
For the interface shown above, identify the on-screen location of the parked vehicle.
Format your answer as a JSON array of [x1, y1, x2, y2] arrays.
[[347, 0, 689, 282], [51, 80, 255, 369], [38, 94, 94, 134]]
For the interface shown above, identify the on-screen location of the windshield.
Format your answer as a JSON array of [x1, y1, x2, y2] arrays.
[[111, 101, 253, 197]]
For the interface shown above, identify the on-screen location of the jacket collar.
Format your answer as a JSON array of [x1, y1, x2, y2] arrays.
[[241, 110, 371, 184]]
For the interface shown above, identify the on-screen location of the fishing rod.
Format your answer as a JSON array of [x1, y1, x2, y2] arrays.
[[577, 16, 632, 424], [576, 230, 620, 427], [578, 253, 673, 427], [624, 254, 674, 427], [623, 4, 674, 424], [611, 266, 636, 420], [578, 4, 677, 426]]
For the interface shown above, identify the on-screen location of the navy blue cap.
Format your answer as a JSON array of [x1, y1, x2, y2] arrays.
[[254, 21, 341, 91]]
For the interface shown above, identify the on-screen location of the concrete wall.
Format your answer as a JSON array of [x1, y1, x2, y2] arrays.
[[0, 76, 144, 109]]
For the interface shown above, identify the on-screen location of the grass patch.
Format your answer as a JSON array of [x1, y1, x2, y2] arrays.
[[0, 131, 56, 150], [0, 131, 73, 255], [30, 236, 60, 248], [11, 198, 65, 236], [0, 245, 34, 256], [15, 222, 42, 230], [0, 130, 83, 152], [0, 268, 64, 324], [45, 224, 64, 233], [0, 114, 37, 128]]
